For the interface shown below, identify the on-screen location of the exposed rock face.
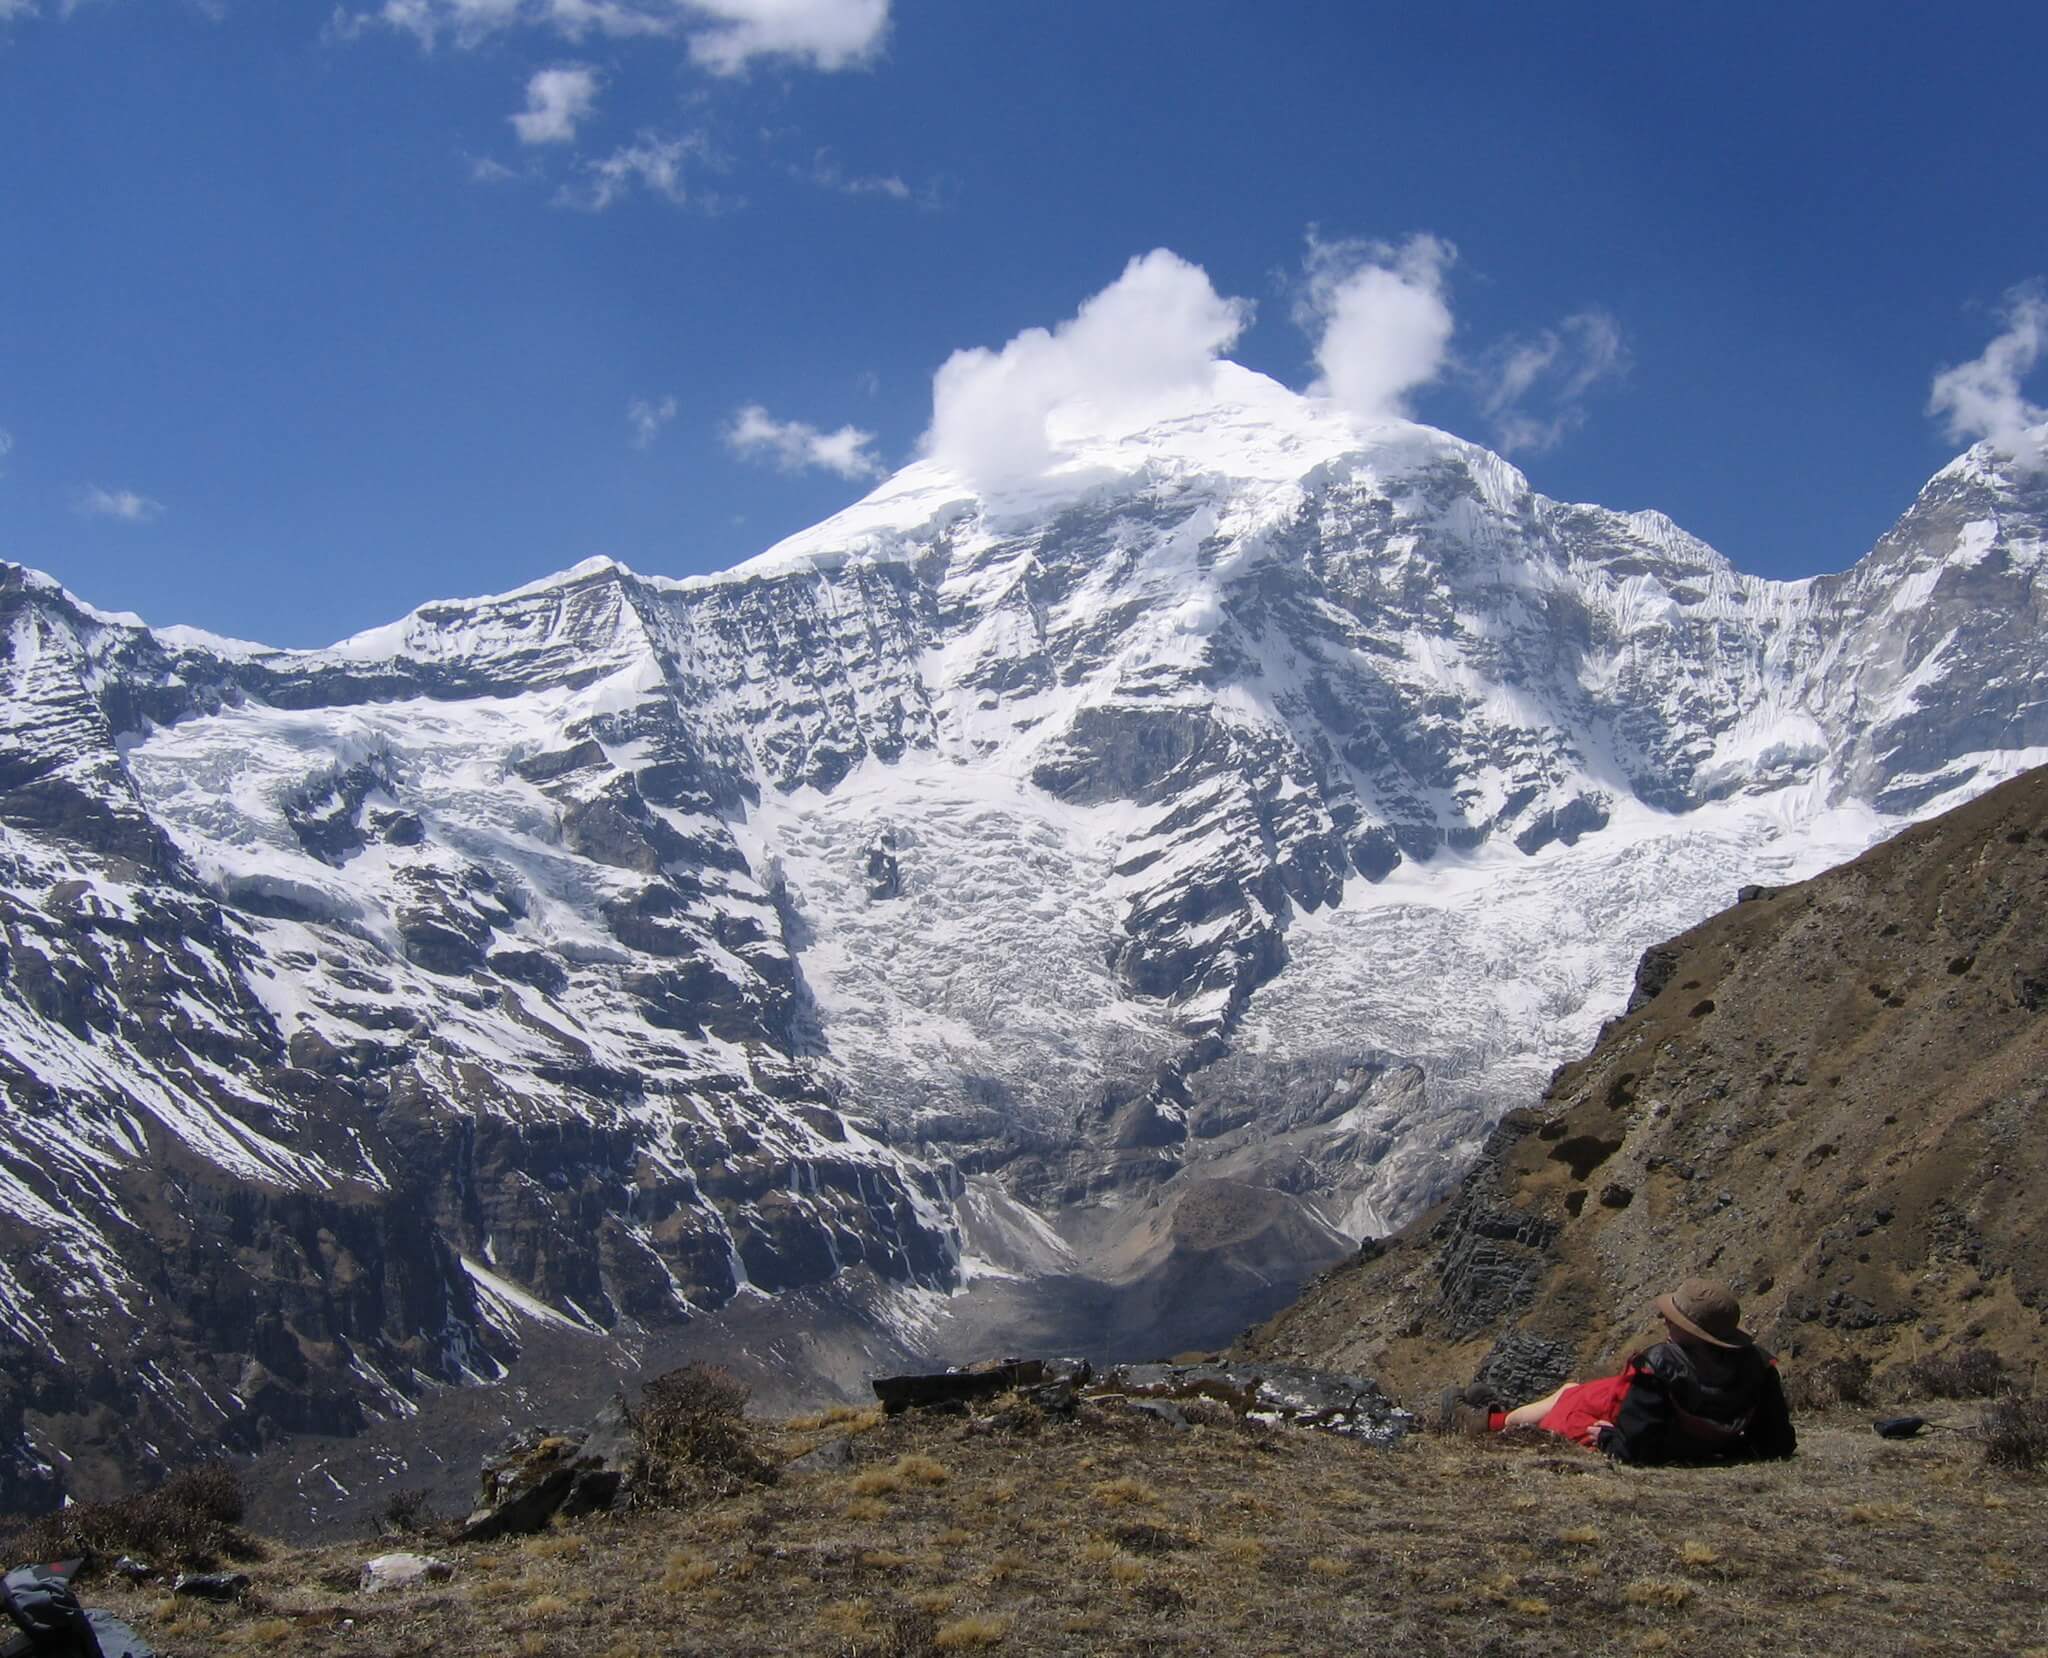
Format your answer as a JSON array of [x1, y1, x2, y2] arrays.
[[1237, 765, 2048, 1397], [0, 372, 2045, 1511]]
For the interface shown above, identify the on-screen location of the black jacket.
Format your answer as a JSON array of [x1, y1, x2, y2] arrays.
[[1598, 1340, 1796, 1465]]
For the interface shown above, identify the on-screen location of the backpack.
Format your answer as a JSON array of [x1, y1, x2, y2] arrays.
[[1, 1562, 106, 1658]]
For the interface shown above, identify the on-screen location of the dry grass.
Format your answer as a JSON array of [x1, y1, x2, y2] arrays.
[[80, 1403, 2048, 1658]]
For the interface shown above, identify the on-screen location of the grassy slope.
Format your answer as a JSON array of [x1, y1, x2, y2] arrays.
[[91, 1400, 2048, 1658]]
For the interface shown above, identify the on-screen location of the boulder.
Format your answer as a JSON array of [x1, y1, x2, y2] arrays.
[[361, 1552, 455, 1594], [458, 1397, 637, 1541]]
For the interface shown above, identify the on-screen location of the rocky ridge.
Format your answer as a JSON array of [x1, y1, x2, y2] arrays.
[[1237, 763, 2048, 1400]]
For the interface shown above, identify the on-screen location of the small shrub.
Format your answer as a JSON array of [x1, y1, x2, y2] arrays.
[[1782, 1353, 1874, 1411], [1973, 1392, 2048, 1472], [1089, 1476, 1160, 1508], [1897, 1347, 2007, 1400], [1623, 1578, 1694, 1609], [1179, 1397, 1237, 1429], [0, 1463, 256, 1571], [1676, 1541, 1719, 1569], [628, 1364, 777, 1505], [374, 1485, 441, 1538]]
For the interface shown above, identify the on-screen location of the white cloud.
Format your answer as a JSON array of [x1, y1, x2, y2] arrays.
[[1297, 232, 1456, 423], [1477, 310, 1628, 454], [511, 63, 599, 144], [924, 248, 1253, 490], [330, 0, 887, 71], [808, 148, 909, 200], [559, 129, 699, 209], [0, 430, 12, 468], [1928, 282, 2048, 461], [726, 404, 880, 478], [0, 1, 39, 23], [683, 0, 885, 73], [78, 486, 165, 523], [628, 393, 677, 448]]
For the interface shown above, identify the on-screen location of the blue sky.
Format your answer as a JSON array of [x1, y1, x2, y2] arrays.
[[2, 1, 2045, 647]]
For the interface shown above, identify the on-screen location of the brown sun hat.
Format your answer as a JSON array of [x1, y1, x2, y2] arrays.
[[1654, 1278, 1751, 1348]]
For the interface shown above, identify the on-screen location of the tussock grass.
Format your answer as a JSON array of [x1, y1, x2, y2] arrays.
[[934, 1613, 1009, 1648], [1089, 1476, 1160, 1507]]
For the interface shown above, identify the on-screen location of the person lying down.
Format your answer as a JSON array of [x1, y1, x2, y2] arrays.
[[1443, 1278, 1796, 1464]]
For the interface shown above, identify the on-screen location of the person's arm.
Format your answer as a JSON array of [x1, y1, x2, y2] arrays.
[[1596, 1353, 1673, 1464]]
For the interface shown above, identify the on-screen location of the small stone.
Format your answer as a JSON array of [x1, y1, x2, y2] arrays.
[[112, 1556, 155, 1584], [1124, 1399, 1190, 1428], [787, 1436, 856, 1473]]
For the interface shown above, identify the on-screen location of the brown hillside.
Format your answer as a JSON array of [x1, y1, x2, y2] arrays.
[[1239, 766, 2048, 1404]]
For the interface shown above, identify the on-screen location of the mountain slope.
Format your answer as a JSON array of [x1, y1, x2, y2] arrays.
[[0, 368, 2044, 1510], [1238, 763, 2048, 1397]]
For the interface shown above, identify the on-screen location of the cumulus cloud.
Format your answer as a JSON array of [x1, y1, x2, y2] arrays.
[[0, 430, 12, 469], [78, 486, 164, 523], [1476, 310, 1628, 454], [331, 0, 886, 71], [924, 249, 1253, 490], [559, 129, 700, 208], [628, 393, 677, 448], [1296, 232, 1456, 423], [511, 63, 599, 143], [725, 404, 880, 478], [685, 0, 885, 74], [1928, 282, 2048, 460], [0, 0, 38, 22]]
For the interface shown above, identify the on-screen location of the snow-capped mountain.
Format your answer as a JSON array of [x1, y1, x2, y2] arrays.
[[1, 365, 2042, 1510]]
